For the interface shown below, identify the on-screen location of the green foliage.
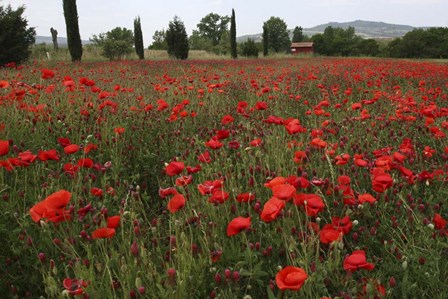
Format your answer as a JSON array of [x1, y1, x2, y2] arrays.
[[196, 12, 230, 47], [240, 39, 259, 57], [62, 0, 83, 62], [263, 17, 290, 53], [0, 4, 35, 66], [357, 38, 380, 56], [384, 27, 448, 59], [292, 26, 304, 43], [262, 24, 269, 56], [311, 26, 380, 57], [189, 30, 213, 51], [133, 16, 144, 60], [230, 9, 237, 59], [166, 16, 189, 60], [149, 29, 167, 50], [384, 38, 404, 58], [91, 27, 134, 61]]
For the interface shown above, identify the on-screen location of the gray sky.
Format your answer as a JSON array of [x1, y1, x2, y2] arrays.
[[4, 0, 448, 46]]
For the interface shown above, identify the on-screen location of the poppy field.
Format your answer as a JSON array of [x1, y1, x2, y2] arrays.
[[0, 57, 447, 298]]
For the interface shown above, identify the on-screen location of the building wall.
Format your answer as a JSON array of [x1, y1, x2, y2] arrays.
[[291, 47, 314, 55]]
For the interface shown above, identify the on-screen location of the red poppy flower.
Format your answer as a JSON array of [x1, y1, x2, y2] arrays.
[[354, 158, 369, 167], [272, 184, 296, 201], [205, 138, 223, 149], [284, 119, 306, 135], [293, 151, 307, 164], [90, 187, 103, 197], [226, 216, 251, 236], [29, 190, 72, 223], [44, 190, 72, 210], [319, 224, 342, 244], [310, 138, 327, 148], [92, 227, 116, 239], [433, 213, 447, 229], [293, 193, 325, 216], [358, 193, 376, 204], [41, 69, 55, 79], [63, 278, 89, 295], [114, 127, 125, 135], [331, 216, 353, 235], [83, 143, 98, 154], [255, 101, 268, 110], [0, 80, 10, 89], [260, 197, 285, 223], [167, 194, 186, 213], [77, 158, 94, 168], [221, 114, 234, 125], [264, 177, 286, 189], [236, 192, 256, 203], [216, 129, 230, 140], [335, 154, 350, 165], [107, 216, 121, 229], [198, 151, 211, 163], [0, 140, 9, 156], [165, 161, 185, 176], [208, 189, 229, 204], [37, 149, 60, 161], [175, 175, 193, 187], [64, 144, 80, 155], [159, 187, 178, 198], [186, 164, 202, 174], [18, 150, 37, 165], [63, 163, 79, 175], [157, 99, 169, 111], [275, 266, 308, 291], [337, 175, 351, 185], [372, 173, 393, 193], [343, 250, 375, 272], [249, 138, 262, 147]]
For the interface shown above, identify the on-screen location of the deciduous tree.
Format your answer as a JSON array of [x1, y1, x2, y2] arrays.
[[197, 12, 229, 46], [91, 27, 134, 60], [149, 29, 167, 50], [263, 17, 290, 53]]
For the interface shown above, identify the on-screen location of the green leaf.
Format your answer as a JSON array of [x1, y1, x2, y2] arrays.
[[267, 286, 276, 299]]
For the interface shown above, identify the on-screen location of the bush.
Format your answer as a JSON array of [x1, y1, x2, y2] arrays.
[[0, 4, 36, 66], [240, 39, 259, 57], [91, 27, 134, 61]]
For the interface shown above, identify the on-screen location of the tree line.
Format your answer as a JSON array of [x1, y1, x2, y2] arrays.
[[1, 0, 448, 65]]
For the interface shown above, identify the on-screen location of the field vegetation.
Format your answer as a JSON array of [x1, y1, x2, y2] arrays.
[[0, 56, 447, 298]]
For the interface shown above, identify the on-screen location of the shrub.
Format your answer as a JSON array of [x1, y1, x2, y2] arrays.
[[0, 4, 36, 66], [240, 39, 259, 57]]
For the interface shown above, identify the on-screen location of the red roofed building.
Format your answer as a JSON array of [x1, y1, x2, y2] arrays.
[[291, 42, 314, 55]]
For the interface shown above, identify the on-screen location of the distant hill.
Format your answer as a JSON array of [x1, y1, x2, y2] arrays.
[[236, 20, 420, 43], [35, 36, 92, 47]]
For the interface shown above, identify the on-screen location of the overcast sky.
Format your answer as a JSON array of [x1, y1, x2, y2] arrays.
[[4, 0, 448, 46]]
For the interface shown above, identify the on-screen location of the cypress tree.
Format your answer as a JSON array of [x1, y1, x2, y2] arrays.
[[230, 9, 237, 59], [63, 0, 83, 62], [262, 24, 269, 56], [134, 16, 144, 59], [166, 16, 189, 60]]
